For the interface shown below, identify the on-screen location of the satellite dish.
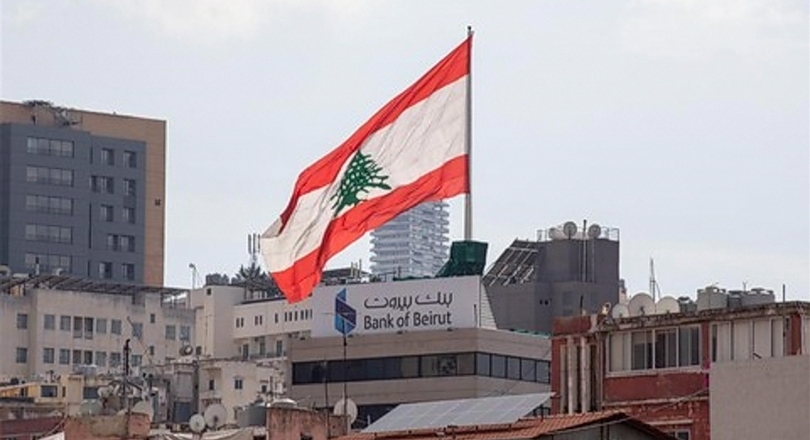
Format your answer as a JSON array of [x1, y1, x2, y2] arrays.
[[563, 221, 578, 239], [268, 397, 297, 408], [628, 293, 655, 316], [610, 303, 630, 319], [132, 401, 154, 421], [189, 414, 206, 433], [656, 296, 680, 314], [179, 345, 194, 356], [78, 400, 102, 416], [333, 398, 358, 425], [587, 224, 602, 239], [97, 386, 111, 398], [204, 403, 227, 429]]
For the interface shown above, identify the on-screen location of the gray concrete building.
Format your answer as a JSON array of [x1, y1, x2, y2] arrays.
[[484, 222, 621, 334], [0, 100, 166, 285], [289, 327, 551, 426]]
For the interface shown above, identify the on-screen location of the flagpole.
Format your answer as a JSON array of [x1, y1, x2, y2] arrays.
[[464, 26, 474, 241]]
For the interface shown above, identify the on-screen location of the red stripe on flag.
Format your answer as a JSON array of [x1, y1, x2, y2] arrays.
[[272, 155, 468, 303], [278, 38, 471, 229]]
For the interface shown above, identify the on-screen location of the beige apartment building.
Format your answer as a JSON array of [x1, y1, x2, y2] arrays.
[[0, 274, 194, 382]]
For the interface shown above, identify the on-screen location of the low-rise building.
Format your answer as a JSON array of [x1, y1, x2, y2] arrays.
[[0, 274, 194, 382], [551, 294, 809, 440]]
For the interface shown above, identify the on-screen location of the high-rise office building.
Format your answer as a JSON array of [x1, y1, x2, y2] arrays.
[[369, 201, 449, 279], [0, 100, 166, 285]]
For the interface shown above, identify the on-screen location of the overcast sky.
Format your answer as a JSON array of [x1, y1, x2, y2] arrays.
[[2, 0, 808, 299]]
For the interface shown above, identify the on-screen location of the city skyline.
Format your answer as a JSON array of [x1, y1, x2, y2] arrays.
[[1, 1, 807, 299]]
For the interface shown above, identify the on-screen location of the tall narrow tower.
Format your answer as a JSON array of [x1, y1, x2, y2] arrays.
[[369, 201, 449, 279]]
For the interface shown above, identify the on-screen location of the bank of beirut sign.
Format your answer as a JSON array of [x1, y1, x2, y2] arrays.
[[311, 275, 482, 338]]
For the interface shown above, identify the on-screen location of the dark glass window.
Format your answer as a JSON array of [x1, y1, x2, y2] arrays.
[[491, 355, 507, 378], [476, 353, 491, 376], [521, 358, 535, 381], [507, 357, 521, 380]]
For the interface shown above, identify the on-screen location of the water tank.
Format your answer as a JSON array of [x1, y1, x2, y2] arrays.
[[742, 288, 775, 306], [696, 286, 728, 311], [727, 290, 744, 309], [677, 296, 697, 313], [236, 403, 267, 428]]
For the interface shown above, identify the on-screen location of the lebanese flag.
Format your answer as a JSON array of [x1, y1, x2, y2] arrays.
[[262, 37, 471, 303]]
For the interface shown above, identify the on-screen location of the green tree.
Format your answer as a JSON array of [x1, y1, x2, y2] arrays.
[[331, 151, 391, 214]]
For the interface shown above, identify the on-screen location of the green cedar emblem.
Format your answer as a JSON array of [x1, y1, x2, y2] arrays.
[[331, 151, 391, 214]]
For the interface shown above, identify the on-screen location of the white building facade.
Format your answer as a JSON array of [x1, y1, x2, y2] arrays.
[[370, 201, 449, 279], [0, 276, 195, 382]]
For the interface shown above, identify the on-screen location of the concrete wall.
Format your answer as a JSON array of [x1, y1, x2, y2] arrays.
[[710, 355, 810, 440]]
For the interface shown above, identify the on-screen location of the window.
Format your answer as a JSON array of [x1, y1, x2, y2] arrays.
[[96, 351, 107, 367], [679, 327, 700, 367], [72, 350, 82, 364], [107, 234, 118, 250], [43, 348, 55, 364], [507, 357, 521, 380], [673, 429, 690, 440], [122, 207, 136, 224], [123, 179, 136, 196], [109, 352, 122, 367], [100, 148, 114, 165], [111, 319, 122, 335], [99, 262, 113, 279], [131, 322, 143, 339], [632, 330, 653, 370], [26, 166, 73, 186], [120, 235, 135, 252], [100, 205, 114, 222], [476, 353, 491, 376], [26, 195, 73, 215], [123, 150, 137, 168], [41, 385, 58, 398], [26, 224, 72, 244], [234, 378, 244, 390], [84, 317, 94, 339], [208, 379, 215, 391], [83, 351, 93, 365], [91, 175, 114, 193], [17, 313, 28, 329], [96, 318, 107, 334], [148, 346, 155, 356], [655, 329, 678, 369], [60, 315, 71, 331], [275, 340, 284, 357], [59, 349, 70, 365], [165, 325, 176, 340], [44, 314, 55, 330], [25, 253, 71, 274], [73, 316, 83, 339], [17, 347, 28, 364], [521, 358, 535, 381], [122, 264, 135, 281], [491, 355, 506, 378], [150, 313, 156, 324], [535, 360, 550, 383], [131, 355, 142, 367], [180, 325, 191, 341], [421, 355, 458, 377], [26, 137, 74, 157]]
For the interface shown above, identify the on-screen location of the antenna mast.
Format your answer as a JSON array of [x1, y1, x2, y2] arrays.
[[649, 258, 661, 301]]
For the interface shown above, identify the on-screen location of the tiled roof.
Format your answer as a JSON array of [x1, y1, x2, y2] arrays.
[[340, 411, 675, 440]]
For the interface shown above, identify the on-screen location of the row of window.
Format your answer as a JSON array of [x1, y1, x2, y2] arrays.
[[97, 148, 137, 168], [25, 224, 72, 244], [26, 194, 74, 215], [293, 352, 550, 385], [107, 234, 136, 252], [15, 346, 142, 368], [25, 253, 71, 273], [30, 313, 191, 342], [98, 262, 136, 280], [608, 326, 701, 372], [26, 166, 73, 186], [235, 309, 313, 328], [27, 137, 74, 157], [26, 137, 139, 168], [91, 176, 136, 195], [100, 204, 136, 223]]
